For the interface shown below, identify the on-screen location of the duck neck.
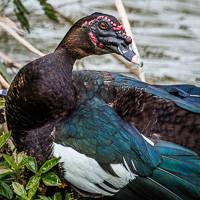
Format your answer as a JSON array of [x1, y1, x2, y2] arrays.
[[50, 47, 77, 118], [56, 25, 94, 60], [54, 47, 76, 71]]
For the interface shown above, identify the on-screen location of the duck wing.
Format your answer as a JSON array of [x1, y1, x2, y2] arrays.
[[54, 97, 200, 199], [154, 84, 200, 105], [72, 71, 200, 154], [54, 98, 159, 193], [115, 139, 200, 200]]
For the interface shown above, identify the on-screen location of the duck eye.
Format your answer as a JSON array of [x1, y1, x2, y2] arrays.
[[99, 22, 108, 30]]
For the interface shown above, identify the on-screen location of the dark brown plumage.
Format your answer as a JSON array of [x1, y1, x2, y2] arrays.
[[5, 12, 138, 163], [6, 48, 76, 162], [112, 86, 200, 153], [4, 12, 200, 200], [71, 70, 200, 154]]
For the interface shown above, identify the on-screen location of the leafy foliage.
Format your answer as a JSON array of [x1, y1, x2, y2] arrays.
[[13, 0, 30, 32], [0, 97, 6, 107], [42, 172, 61, 186], [0, 131, 11, 149], [38, 0, 58, 22], [38, 158, 60, 175], [37, 192, 78, 200], [12, 182, 27, 199], [25, 157, 38, 173], [0, 130, 86, 199], [1, 0, 58, 32], [0, 149, 62, 199], [0, 131, 62, 199], [0, 180, 13, 199]]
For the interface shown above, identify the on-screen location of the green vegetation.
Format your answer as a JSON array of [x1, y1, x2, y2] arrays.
[[0, 130, 81, 199], [0, 0, 58, 32], [0, 130, 60, 199], [0, 98, 84, 199]]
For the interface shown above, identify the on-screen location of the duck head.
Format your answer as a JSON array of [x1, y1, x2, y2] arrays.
[[56, 12, 142, 65]]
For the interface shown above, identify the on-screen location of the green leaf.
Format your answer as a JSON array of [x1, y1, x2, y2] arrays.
[[0, 162, 15, 180], [65, 193, 73, 200], [0, 174, 15, 184], [27, 176, 40, 200], [16, 152, 26, 165], [0, 161, 9, 167], [38, 158, 60, 175], [15, 10, 30, 32], [0, 62, 12, 84], [16, 153, 29, 170], [36, 195, 52, 200], [0, 97, 6, 107], [53, 192, 62, 200], [12, 182, 27, 199], [42, 172, 61, 186], [26, 157, 38, 173], [2, 154, 17, 170], [13, 0, 29, 14], [0, 180, 13, 199], [38, 0, 58, 22], [13, 0, 30, 32], [0, 132, 11, 149], [26, 175, 40, 190], [0, 166, 13, 175], [27, 185, 38, 200]]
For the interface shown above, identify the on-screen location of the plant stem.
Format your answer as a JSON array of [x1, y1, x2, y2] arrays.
[[114, 0, 146, 82]]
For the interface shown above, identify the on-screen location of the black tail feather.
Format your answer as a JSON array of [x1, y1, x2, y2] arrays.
[[111, 140, 200, 200]]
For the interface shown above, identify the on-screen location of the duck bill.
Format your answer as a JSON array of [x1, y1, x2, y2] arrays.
[[131, 55, 143, 67], [110, 44, 143, 66]]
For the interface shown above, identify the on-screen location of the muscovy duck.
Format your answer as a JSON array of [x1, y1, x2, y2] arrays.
[[5, 13, 200, 199]]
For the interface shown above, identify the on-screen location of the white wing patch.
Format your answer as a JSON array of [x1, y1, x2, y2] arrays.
[[142, 134, 155, 146], [111, 162, 137, 181], [131, 160, 137, 172], [53, 143, 136, 196]]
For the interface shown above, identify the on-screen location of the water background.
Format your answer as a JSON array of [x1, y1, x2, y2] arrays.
[[1, 0, 200, 85]]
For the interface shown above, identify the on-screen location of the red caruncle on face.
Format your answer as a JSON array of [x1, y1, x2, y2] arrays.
[[84, 15, 132, 48]]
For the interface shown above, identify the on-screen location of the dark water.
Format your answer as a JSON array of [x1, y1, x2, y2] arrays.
[[1, 0, 200, 85]]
